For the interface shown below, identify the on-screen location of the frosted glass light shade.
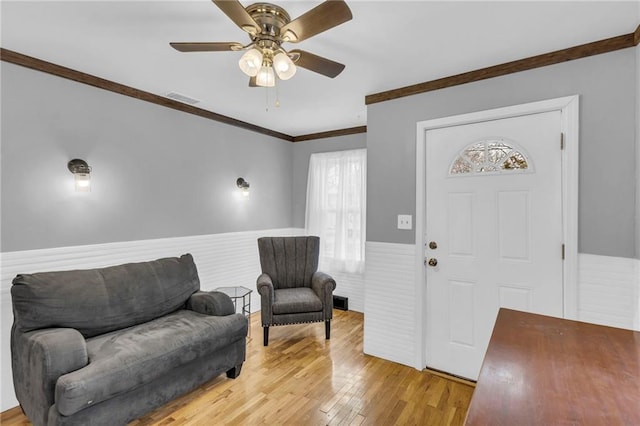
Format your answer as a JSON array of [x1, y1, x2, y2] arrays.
[[238, 48, 263, 77], [256, 66, 275, 87], [68, 159, 91, 192], [75, 173, 91, 192], [273, 52, 297, 80]]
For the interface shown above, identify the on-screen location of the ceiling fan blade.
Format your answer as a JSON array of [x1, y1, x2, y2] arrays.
[[280, 0, 352, 43], [212, 0, 261, 36], [170, 42, 244, 52], [249, 76, 257, 87], [290, 49, 345, 78]]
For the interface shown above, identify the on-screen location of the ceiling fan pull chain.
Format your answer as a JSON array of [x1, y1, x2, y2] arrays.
[[265, 84, 269, 112], [275, 78, 280, 108]]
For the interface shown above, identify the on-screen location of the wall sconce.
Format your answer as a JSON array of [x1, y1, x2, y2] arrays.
[[68, 159, 91, 192], [236, 177, 250, 197]]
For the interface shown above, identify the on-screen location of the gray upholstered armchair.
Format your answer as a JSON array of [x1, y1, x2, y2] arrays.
[[257, 236, 336, 346]]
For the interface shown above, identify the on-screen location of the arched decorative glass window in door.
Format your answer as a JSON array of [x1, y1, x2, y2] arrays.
[[449, 139, 531, 176]]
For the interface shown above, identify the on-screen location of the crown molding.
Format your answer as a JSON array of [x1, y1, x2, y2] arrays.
[[4, 23, 638, 141], [0, 48, 295, 142], [365, 25, 640, 105], [293, 125, 366, 142]]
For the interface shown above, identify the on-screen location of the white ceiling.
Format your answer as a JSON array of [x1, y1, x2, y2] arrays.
[[2, 1, 638, 136]]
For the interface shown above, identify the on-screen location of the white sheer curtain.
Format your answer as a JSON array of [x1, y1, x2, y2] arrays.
[[305, 149, 366, 274]]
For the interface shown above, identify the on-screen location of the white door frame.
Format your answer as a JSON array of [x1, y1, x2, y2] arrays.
[[414, 95, 579, 370]]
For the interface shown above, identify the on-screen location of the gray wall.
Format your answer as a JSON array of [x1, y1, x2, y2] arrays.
[[291, 133, 367, 228], [1, 63, 293, 252], [367, 48, 638, 259]]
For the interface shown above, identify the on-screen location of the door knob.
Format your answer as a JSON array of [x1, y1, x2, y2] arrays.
[[427, 258, 438, 267]]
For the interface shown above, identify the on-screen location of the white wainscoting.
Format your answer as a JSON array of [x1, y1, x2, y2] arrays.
[[325, 270, 364, 313], [362, 242, 640, 373], [0, 228, 370, 412], [578, 253, 640, 331], [2, 237, 635, 411], [363, 241, 417, 367], [0, 228, 306, 411]]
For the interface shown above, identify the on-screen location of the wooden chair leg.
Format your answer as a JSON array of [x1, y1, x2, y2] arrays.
[[325, 320, 331, 340], [263, 326, 269, 346]]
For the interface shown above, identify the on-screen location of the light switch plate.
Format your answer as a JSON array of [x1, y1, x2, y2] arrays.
[[397, 214, 412, 230]]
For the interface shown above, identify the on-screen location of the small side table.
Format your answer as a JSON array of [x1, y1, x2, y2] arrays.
[[215, 286, 253, 335]]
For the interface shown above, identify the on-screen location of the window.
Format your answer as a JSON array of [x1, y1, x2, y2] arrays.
[[305, 149, 366, 274], [450, 139, 530, 176]]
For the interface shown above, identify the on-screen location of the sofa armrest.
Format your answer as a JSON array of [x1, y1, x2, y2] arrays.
[[311, 271, 336, 318], [186, 291, 235, 316], [12, 327, 88, 426], [257, 274, 274, 324]]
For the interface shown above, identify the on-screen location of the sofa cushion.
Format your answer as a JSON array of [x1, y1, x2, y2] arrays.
[[272, 288, 323, 315], [11, 254, 200, 337], [54, 309, 247, 416]]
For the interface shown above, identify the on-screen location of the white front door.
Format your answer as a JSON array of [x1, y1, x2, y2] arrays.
[[425, 111, 564, 380]]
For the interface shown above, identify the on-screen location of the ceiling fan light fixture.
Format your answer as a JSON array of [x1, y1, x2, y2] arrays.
[[238, 48, 263, 77], [256, 65, 275, 87], [273, 52, 297, 80]]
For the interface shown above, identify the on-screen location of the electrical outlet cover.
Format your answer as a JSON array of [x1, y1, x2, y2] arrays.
[[397, 214, 412, 230]]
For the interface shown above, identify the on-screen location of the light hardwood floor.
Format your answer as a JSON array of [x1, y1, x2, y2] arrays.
[[1, 310, 474, 425]]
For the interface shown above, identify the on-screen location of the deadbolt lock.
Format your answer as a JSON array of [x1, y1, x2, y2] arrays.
[[427, 258, 438, 267], [429, 241, 438, 250]]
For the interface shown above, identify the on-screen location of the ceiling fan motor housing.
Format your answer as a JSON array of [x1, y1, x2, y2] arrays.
[[246, 3, 291, 41]]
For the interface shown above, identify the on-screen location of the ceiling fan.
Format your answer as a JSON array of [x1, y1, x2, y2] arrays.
[[170, 0, 353, 87]]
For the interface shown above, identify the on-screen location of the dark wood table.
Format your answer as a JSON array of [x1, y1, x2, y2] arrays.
[[465, 308, 640, 425]]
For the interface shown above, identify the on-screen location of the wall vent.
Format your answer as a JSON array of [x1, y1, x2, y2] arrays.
[[333, 295, 349, 311], [165, 92, 200, 105]]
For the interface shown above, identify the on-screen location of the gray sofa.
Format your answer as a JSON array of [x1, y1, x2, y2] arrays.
[[10, 254, 248, 426]]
